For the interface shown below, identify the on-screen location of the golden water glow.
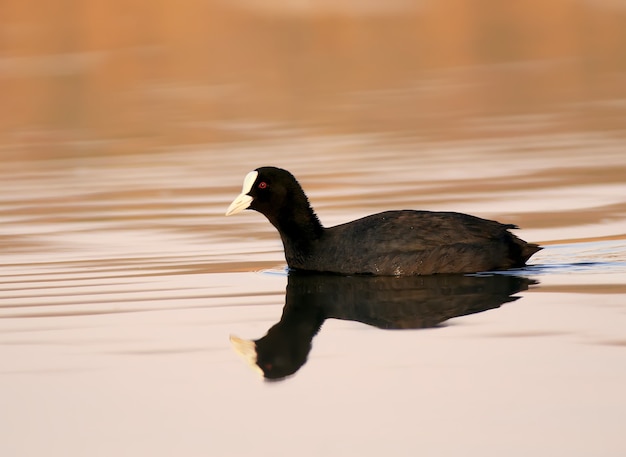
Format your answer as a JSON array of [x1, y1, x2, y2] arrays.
[[1, 0, 625, 157]]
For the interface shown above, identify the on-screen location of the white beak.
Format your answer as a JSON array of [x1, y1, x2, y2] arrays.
[[225, 193, 253, 216], [225, 170, 258, 216], [230, 335, 263, 376]]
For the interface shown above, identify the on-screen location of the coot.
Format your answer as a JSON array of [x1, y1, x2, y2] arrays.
[[225, 167, 541, 275]]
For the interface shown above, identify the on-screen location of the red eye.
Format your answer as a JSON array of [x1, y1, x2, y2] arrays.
[[258, 181, 268, 189]]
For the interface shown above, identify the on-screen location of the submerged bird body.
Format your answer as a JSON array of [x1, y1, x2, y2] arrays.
[[226, 167, 541, 275]]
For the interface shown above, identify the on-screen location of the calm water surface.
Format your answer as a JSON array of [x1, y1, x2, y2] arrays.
[[1, 134, 625, 456]]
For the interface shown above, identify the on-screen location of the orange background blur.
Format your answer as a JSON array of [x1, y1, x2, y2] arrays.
[[2, 0, 625, 157]]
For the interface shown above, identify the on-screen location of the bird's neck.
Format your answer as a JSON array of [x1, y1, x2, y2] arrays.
[[270, 193, 324, 260]]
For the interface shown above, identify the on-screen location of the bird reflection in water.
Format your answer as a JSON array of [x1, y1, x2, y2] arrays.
[[231, 272, 537, 381]]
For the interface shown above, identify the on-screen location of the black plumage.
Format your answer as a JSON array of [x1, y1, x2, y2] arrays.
[[226, 166, 542, 275]]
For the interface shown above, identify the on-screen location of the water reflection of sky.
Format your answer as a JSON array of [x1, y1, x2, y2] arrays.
[[2, 2, 626, 456]]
